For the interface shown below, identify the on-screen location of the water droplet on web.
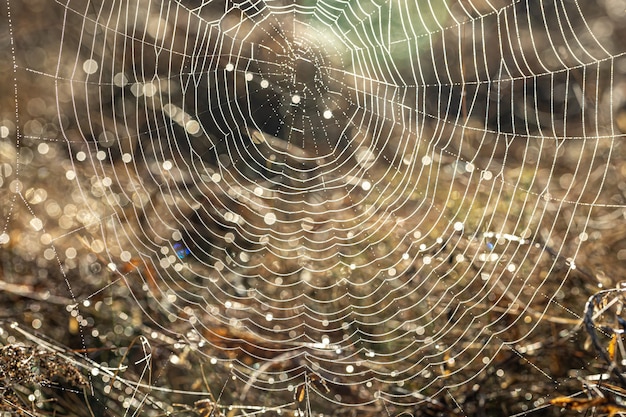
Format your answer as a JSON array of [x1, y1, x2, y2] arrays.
[[323, 109, 332, 119], [113, 72, 128, 87], [225, 63, 234, 72], [44, 248, 55, 260], [30, 218, 43, 231], [356, 147, 376, 168], [264, 212, 277, 225], [143, 82, 157, 97], [130, 83, 143, 97], [185, 120, 200, 134], [82, 59, 98, 74], [65, 247, 77, 259], [291, 94, 301, 104]]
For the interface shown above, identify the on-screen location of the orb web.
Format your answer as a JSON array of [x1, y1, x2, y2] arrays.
[[1, 0, 626, 415]]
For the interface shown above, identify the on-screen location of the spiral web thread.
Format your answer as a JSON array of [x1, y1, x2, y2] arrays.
[[1, 0, 626, 415]]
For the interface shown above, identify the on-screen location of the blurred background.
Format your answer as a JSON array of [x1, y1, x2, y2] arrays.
[[2, 0, 626, 416]]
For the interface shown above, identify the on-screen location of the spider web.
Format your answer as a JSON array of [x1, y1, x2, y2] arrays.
[[1, 0, 626, 415]]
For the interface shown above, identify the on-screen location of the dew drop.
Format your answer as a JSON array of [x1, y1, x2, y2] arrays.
[[83, 59, 98, 74], [30, 218, 43, 231], [264, 212, 277, 225], [113, 72, 128, 87], [185, 120, 200, 134]]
